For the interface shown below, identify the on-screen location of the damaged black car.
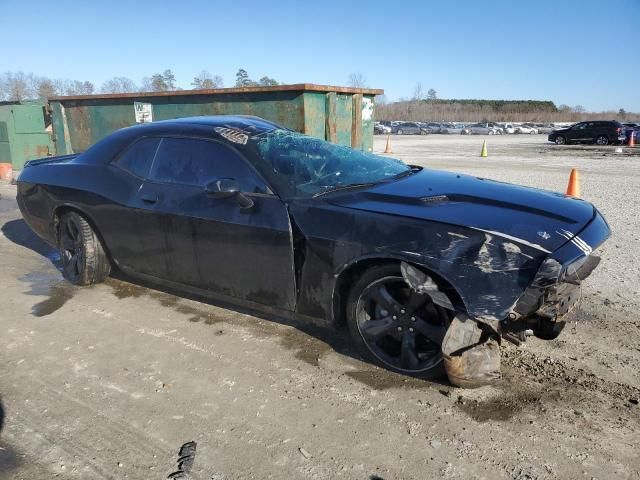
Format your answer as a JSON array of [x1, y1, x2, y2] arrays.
[[16, 116, 611, 387]]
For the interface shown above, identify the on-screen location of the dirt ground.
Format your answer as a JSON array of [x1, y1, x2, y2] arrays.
[[0, 134, 638, 480]]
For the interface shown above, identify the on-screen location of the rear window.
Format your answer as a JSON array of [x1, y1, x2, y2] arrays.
[[115, 137, 160, 178]]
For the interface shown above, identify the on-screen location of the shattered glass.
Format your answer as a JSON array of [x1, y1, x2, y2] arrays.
[[255, 130, 410, 198]]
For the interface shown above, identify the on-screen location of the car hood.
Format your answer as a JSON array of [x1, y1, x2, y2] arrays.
[[325, 169, 595, 253]]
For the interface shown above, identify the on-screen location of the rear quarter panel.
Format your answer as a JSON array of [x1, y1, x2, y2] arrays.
[[18, 162, 142, 260]]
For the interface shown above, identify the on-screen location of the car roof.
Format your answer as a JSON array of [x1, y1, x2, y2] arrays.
[[76, 115, 287, 166], [152, 115, 284, 131]]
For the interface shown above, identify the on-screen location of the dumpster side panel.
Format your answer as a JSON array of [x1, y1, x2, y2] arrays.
[[301, 92, 326, 139], [0, 107, 11, 163], [361, 95, 376, 152], [50, 101, 71, 155], [54, 92, 307, 153], [335, 94, 353, 147], [7, 104, 53, 169]]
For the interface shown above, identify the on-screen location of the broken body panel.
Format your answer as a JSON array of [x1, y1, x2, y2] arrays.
[[16, 116, 611, 387]]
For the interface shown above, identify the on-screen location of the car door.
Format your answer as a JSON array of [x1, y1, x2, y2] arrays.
[[102, 136, 166, 275], [144, 136, 297, 311], [582, 122, 597, 141], [568, 122, 587, 142]]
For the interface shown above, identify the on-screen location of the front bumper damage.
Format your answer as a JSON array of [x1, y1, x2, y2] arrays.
[[406, 211, 610, 388]]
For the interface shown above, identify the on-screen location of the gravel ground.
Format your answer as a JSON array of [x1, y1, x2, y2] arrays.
[[0, 135, 638, 479]]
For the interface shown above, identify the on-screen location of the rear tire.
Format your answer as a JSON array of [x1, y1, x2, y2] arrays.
[[346, 264, 449, 380], [58, 211, 111, 286], [595, 135, 609, 145]]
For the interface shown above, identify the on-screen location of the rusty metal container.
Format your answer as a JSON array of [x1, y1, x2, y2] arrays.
[[48, 84, 382, 155], [0, 101, 53, 169]]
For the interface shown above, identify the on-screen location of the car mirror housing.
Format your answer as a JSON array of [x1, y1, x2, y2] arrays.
[[205, 178, 254, 210], [205, 178, 241, 198]]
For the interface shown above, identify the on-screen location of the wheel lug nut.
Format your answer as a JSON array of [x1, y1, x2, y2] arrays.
[[397, 326, 402, 331], [400, 309, 406, 314], [392, 315, 397, 320], [409, 327, 414, 333], [411, 316, 416, 322]]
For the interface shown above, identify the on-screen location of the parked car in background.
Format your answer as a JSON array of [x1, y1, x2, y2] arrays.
[[501, 123, 515, 134], [533, 124, 554, 134], [622, 123, 640, 145], [440, 123, 465, 134], [515, 124, 539, 135], [423, 122, 444, 134], [374, 123, 392, 134], [393, 122, 429, 135], [548, 121, 625, 145], [464, 123, 503, 135]]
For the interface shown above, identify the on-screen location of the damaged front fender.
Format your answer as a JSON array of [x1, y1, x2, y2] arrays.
[[401, 261, 502, 388]]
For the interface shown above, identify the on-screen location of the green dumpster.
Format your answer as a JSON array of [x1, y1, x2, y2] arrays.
[[48, 84, 383, 155], [0, 101, 54, 169]]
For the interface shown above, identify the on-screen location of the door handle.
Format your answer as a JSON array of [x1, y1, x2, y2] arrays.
[[141, 194, 158, 204]]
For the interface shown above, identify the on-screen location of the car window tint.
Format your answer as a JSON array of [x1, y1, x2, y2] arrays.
[[116, 137, 160, 178], [150, 137, 265, 192]]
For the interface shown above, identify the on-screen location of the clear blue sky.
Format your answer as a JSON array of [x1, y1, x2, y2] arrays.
[[1, 0, 638, 111]]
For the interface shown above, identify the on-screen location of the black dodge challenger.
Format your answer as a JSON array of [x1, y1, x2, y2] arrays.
[[17, 116, 610, 387]]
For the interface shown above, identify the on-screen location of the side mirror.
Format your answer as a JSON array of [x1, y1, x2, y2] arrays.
[[205, 178, 254, 210]]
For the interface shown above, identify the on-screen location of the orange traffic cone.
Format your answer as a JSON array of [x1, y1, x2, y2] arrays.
[[630, 131, 635, 147], [566, 168, 581, 198], [0, 163, 12, 182], [384, 135, 392, 154]]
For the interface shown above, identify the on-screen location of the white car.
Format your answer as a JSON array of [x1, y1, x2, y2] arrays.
[[515, 124, 539, 134], [502, 123, 515, 134]]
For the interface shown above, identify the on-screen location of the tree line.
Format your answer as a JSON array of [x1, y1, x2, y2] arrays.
[[346, 75, 639, 123], [376, 98, 639, 123], [0, 68, 280, 101]]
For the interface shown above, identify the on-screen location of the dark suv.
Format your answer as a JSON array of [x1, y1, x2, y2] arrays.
[[548, 121, 625, 145]]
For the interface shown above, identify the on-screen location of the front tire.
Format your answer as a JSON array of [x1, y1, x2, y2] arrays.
[[555, 135, 566, 145], [595, 135, 609, 145], [58, 211, 111, 285], [346, 264, 450, 379], [397, 129, 403, 135]]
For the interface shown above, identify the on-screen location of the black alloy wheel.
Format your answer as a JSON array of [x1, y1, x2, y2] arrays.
[[58, 211, 111, 285], [59, 214, 84, 283], [347, 265, 451, 378]]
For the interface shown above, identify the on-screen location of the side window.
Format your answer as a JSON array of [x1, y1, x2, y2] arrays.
[[115, 137, 160, 178], [150, 137, 266, 193]]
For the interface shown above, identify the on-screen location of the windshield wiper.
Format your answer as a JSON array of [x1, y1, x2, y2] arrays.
[[312, 166, 422, 198], [312, 182, 378, 198], [392, 165, 422, 179]]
